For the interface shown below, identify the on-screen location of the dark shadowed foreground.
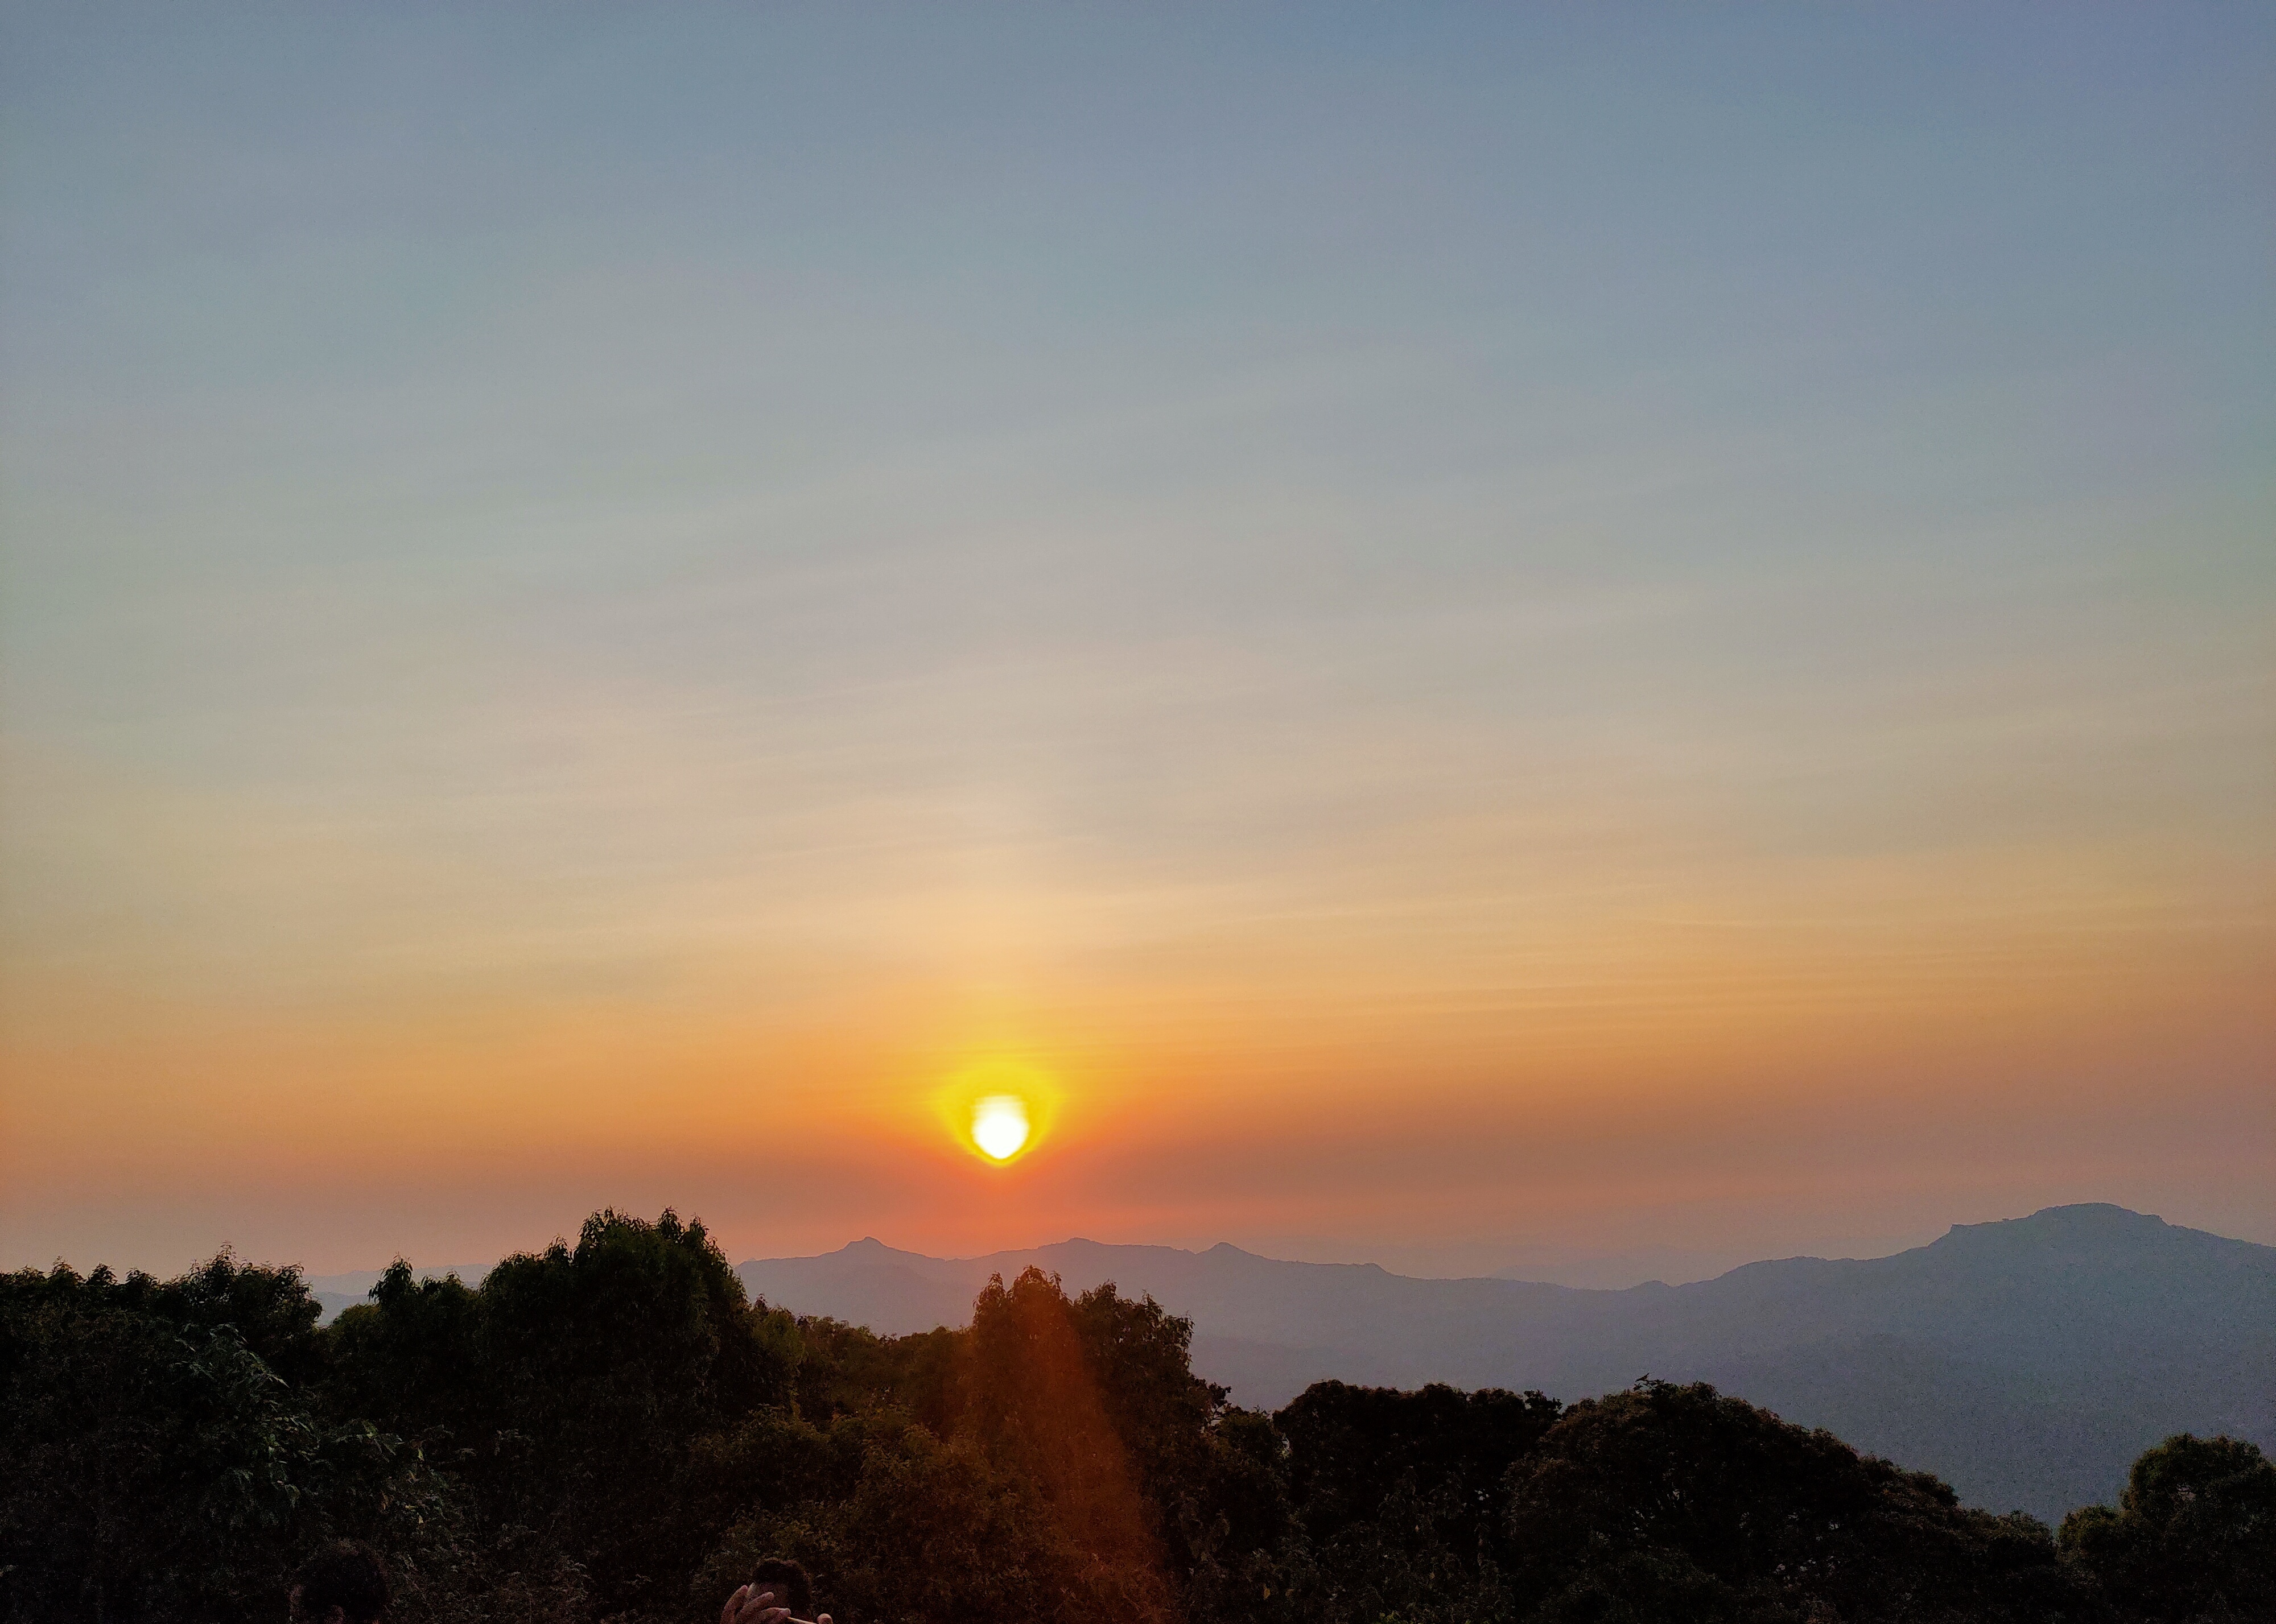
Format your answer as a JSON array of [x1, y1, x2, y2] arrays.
[[5, 1210, 2271, 1623]]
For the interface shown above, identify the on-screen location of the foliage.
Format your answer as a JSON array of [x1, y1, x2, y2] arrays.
[[328, 1208, 793, 1617], [8, 1212, 2266, 1624], [1267, 1380, 1561, 1624], [0, 1259, 460, 1624], [695, 1410, 1162, 1624], [2058, 1433, 2276, 1622], [790, 1316, 965, 1433], [1503, 1379, 2093, 1622]]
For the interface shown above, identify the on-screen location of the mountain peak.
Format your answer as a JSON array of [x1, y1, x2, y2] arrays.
[[2030, 1202, 2166, 1228], [1929, 1203, 2179, 1261], [1951, 1202, 2165, 1237]]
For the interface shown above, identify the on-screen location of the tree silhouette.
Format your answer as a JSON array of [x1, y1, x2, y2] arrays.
[[2060, 1433, 2276, 1622], [10, 1214, 2258, 1624], [1503, 1379, 2089, 1622]]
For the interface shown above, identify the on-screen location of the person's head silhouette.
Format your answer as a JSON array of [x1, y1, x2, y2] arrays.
[[752, 1560, 811, 1615], [290, 1542, 390, 1624]]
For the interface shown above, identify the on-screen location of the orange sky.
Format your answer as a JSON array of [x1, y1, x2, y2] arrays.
[[3, 6, 2272, 1279], [6, 795, 2269, 1273]]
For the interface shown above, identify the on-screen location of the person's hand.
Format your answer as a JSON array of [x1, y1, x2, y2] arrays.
[[721, 1584, 789, 1624], [719, 1584, 830, 1624]]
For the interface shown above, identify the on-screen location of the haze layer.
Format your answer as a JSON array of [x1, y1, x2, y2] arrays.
[[2, 6, 2269, 1273]]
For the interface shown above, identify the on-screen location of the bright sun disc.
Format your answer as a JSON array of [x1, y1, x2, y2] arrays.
[[971, 1094, 1030, 1161]]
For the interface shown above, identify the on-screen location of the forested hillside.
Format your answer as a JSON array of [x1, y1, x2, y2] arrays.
[[6, 1209, 2271, 1624], [740, 1206, 2276, 1520]]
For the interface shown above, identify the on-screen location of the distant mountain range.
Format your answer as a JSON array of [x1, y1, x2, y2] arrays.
[[737, 1204, 2276, 1523]]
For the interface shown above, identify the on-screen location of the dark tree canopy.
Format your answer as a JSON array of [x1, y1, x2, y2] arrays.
[[1503, 1380, 2093, 1622], [2059, 1433, 2276, 1622], [1270, 1379, 1562, 1624], [5, 1212, 2261, 1624], [1281, 1379, 1562, 1552], [328, 1208, 796, 1616], [0, 1258, 452, 1624]]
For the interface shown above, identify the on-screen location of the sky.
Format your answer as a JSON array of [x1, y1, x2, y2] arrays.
[[2, 4, 2270, 1283]]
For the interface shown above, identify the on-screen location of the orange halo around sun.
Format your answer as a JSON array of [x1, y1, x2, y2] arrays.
[[934, 1057, 1059, 1166]]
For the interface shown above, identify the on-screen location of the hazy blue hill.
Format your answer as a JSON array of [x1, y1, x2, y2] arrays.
[[739, 1204, 2275, 1520], [736, 1238, 978, 1333]]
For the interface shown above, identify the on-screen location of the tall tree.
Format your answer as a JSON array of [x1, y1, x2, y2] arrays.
[[2060, 1433, 2276, 1622]]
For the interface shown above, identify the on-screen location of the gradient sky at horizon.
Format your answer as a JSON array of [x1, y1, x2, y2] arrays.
[[3, 4, 2271, 1279]]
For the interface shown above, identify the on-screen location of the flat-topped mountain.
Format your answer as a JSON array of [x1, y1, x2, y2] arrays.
[[740, 1204, 2275, 1522]]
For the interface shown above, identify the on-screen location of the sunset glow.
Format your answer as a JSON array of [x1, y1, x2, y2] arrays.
[[972, 1096, 1031, 1163], [935, 1059, 1057, 1171], [0, 6, 2269, 1280]]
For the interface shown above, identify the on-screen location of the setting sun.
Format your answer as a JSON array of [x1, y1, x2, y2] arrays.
[[971, 1094, 1030, 1162], [934, 1057, 1061, 1165]]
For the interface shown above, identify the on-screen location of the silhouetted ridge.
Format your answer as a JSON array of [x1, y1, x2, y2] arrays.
[[740, 1204, 2276, 1520], [1933, 1202, 2172, 1254]]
